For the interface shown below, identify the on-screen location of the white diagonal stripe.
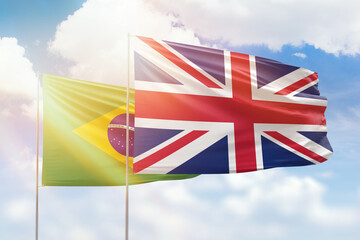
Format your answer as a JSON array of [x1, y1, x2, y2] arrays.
[[137, 130, 224, 174], [262, 131, 320, 164], [277, 130, 332, 160], [287, 79, 319, 97], [135, 118, 236, 173], [160, 40, 225, 89], [253, 123, 332, 169], [134, 129, 192, 163], [260, 68, 314, 93], [250, 56, 327, 106], [133, 37, 232, 98]]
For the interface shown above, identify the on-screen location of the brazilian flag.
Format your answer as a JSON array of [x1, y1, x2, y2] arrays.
[[42, 74, 197, 186]]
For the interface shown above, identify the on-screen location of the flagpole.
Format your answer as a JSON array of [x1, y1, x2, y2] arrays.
[[125, 33, 131, 240], [35, 72, 40, 240]]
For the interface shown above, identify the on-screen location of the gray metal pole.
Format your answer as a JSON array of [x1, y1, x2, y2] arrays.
[[35, 72, 40, 240], [125, 33, 131, 240]]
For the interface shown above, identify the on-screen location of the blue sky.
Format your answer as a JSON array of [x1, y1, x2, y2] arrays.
[[1, 0, 360, 239]]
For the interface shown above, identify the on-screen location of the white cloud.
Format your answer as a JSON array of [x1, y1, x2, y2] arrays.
[[48, 0, 360, 89], [223, 170, 359, 228], [49, 0, 201, 87], [11, 147, 37, 174], [0, 37, 41, 192], [293, 52, 307, 59], [3, 198, 33, 222], [162, 183, 197, 205], [0, 37, 37, 99], [125, 171, 360, 240], [68, 227, 97, 240], [1, 108, 13, 117], [2, 146, 40, 191], [0, 37, 38, 119], [151, 0, 360, 55], [6, 172, 355, 240], [316, 171, 335, 179], [20, 99, 40, 120]]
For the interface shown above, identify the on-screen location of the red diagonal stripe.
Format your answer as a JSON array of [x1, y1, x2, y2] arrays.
[[264, 131, 327, 163], [275, 72, 318, 95], [134, 130, 208, 173], [138, 36, 222, 89]]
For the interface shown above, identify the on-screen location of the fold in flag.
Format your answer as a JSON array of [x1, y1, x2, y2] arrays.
[[42, 74, 197, 186], [132, 36, 333, 174]]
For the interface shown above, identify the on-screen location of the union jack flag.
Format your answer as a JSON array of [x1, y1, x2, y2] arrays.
[[131, 36, 332, 174]]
